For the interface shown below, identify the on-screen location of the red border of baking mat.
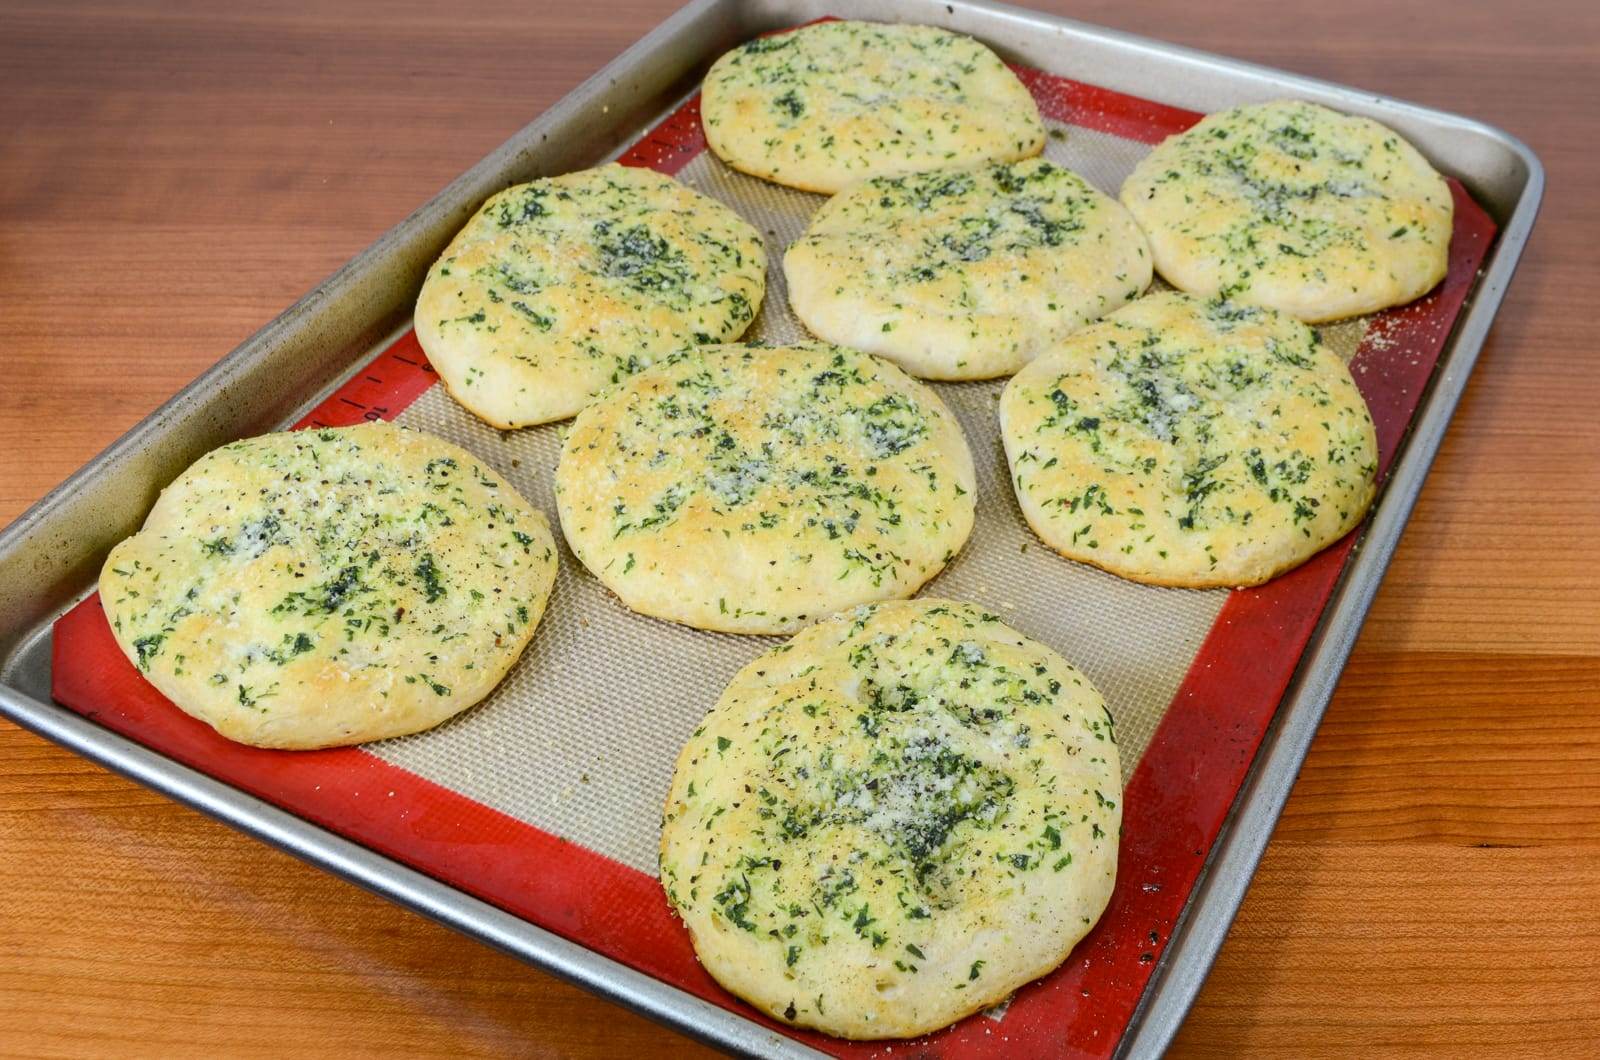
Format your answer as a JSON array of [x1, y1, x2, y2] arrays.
[[49, 51, 1497, 1058]]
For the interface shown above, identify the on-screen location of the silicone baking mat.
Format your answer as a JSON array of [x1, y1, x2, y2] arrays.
[[49, 37, 1496, 1057]]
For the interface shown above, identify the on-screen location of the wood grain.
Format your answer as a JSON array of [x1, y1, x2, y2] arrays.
[[2, 0, 1597, 1056]]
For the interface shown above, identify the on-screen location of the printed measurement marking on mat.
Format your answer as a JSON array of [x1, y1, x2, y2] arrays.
[[295, 330, 438, 431]]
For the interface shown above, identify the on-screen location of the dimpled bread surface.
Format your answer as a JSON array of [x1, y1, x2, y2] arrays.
[[555, 342, 976, 634], [100, 423, 558, 749], [701, 21, 1044, 195], [660, 599, 1121, 1038], [999, 291, 1378, 587], [415, 164, 766, 427], [786, 157, 1152, 380], [1120, 99, 1452, 322]]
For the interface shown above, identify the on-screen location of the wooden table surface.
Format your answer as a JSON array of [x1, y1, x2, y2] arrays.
[[3, 0, 1597, 1055]]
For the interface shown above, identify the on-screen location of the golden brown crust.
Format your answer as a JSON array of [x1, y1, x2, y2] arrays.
[[999, 291, 1378, 588], [414, 164, 766, 427], [701, 22, 1044, 195], [1120, 100, 1452, 323], [99, 423, 558, 749], [660, 599, 1121, 1039], [554, 343, 975, 634], [786, 158, 1151, 380]]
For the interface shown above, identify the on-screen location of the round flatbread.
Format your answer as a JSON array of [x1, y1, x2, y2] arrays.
[[701, 21, 1045, 195], [999, 291, 1378, 588], [415, 164, 767, 428], [660, 598, 1121, 1039], [100, 423, 558, 749], [1120, 99, 1452, 322], [555, 342, 975, 634], [785, 158, 1152, 380]]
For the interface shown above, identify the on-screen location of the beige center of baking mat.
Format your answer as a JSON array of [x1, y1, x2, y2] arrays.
[[369, 120, 1371, 875]]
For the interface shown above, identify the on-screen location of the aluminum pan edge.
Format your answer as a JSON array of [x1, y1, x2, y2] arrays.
[[0, 683, 821, 1059], [753, 0, 1537, 222], [0, 0, 816, 1054], [0, 0, 745, 666], [1118, 149, 1545, 1060], [1111, 75, 1544, 1052], [0, 0, 1545, 1055]]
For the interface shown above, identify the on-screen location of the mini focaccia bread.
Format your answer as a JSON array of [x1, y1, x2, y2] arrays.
[[786, 158, 1152, 380], [415, 164, 767, 428], [701, 21, 1045, 195], [1120, 100, 1453, 322], [660, 599, 1121, 1039], [999, 291, 1378, 588], [99, 423, 558, 749], [555, 343, 975, 634]]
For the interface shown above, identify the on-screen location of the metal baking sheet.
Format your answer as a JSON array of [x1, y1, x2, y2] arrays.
[[0, 0, 1542, 1056]]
